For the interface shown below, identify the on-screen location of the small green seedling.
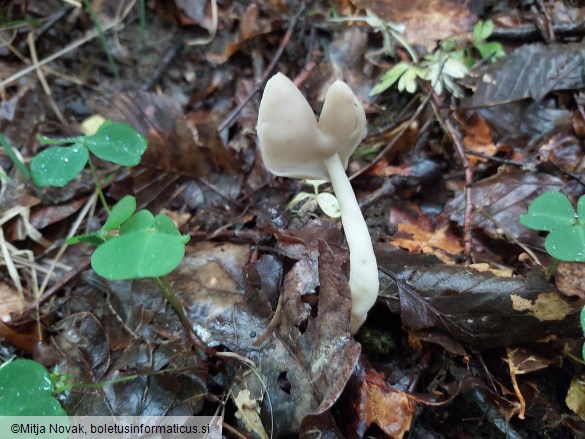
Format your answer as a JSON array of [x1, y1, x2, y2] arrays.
[[68, 195, 190, 280], [520, 191, 585, 360], [287, 179, 341, 219], [370, 45, 468, 97], [30, 121, 147, 188], [520, 191, 585, 262], [470, 20, 505, 64], [0, 359, 67, 417], [29, 121, 195, 344], [370, 19, 504, 98]]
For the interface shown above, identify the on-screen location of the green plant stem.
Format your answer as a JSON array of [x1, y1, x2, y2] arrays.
[[155, 275, 189, 324], [0, 133, 31, 180], [56, 364, 205, 394], [154, 276, 206, 351], [82, 0, 120, 80], [37, 135, 85, 145], [139, 0, 146, 46], [86, 153, 110, 213]]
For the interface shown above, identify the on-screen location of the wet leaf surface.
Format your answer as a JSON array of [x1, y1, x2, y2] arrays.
[[3, 1, 585, 436], [468, 42, 585, 106], [379, 253, 582, 350], [446, 170, 565, 242]]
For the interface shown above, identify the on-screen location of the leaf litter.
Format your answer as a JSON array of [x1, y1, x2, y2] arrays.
[[1, 0, 585, 437]]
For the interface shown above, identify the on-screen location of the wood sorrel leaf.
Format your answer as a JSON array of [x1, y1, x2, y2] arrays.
[[519, 192, 576, 232], [0, 359, 67, 418], [120, 210, 155, 234], [30, 144, 88, 187], [102, 195, 137, 231], [545, 225, 585, 262], [85, 122, 147, 166], [154, 213, 190, 244], [91, 231, 185, 279]]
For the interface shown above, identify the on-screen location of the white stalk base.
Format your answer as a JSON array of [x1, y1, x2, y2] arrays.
[[324, 154, 379, 335]]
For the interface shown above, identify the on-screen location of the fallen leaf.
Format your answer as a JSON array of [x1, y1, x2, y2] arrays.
[[363, 369, 416, 438], [378, 251, 582, 350], [389, 206, 463, 262], [446, 170, 565, 242], [454, 111, 510, 166], [467, 42, 585, 106], [355, 0, 475, 51], [555, 262, 585, 299]]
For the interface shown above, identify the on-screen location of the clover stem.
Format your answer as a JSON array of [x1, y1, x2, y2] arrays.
[[86, 153, 110, 214], [155, 276, 207, 350], [323, 154, 379, 334], [37, 135, 85, 145]]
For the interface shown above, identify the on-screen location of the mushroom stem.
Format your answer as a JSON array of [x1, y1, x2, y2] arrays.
[[324, 154, 379, 335]]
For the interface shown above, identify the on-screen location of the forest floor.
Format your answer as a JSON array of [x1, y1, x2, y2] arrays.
[[2, 0, 585, 437]]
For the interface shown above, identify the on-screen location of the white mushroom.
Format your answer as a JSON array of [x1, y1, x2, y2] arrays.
[[257, 72, 379, 334]]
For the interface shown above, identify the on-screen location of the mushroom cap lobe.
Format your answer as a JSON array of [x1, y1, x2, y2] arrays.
[[257, 73, 366, 180]]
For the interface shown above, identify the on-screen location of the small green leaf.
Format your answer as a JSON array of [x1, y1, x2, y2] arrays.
[[370, 62, 411, 95], [154, 214, 190, 244], [473, 20, 494, 44], [316, 192, 341, 218], [30, 144, 88, 187], [153, 214, 178, 235], [120, 210, 155, 234], [102, 195, 137, 231], [287, 192, 314, 210], [85, 123, 147, 166], [0, 133, 31, 180], [65, 232, 106, 246], [397, 67, 419, 94], [0, 359, 67, 417], [91, 232, 186, 279], [580, 306, 585, 335], [476, 41, 505, 61], [520, 192, 576, 232], [545, 225, 585, 262], [577, 195, 585, 223]]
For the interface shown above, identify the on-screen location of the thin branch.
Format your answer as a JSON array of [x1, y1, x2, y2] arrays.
[[217, 2, 306, 133]]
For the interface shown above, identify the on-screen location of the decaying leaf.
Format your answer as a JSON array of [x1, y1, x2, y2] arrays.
[[379, 248, 582, 351], [389, 206, 463, 262], [555, 262, 585, 299], [566, 378, 585, 421], [355, 0, 475, 51], [91, 92, 238, 177], [171, 240, 359, 436], [468, 42, 585, 106], [446, 170, 565, 242], [362, 369, 416, 438]]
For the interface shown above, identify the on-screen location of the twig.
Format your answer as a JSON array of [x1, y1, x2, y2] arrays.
[[491, 21, 585, 41], [536, 0, 556, 42], [0, 1, 136, 89], [184, 0, 218, 46], [217, 2, 306, 133], [140, 34, 184, 91], [27, 31, 67, 126], [439, 111, 474, 259], [350, 92, 431, 181]]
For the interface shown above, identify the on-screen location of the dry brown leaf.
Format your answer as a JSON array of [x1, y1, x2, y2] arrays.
[[389, 206, 463, 262], [363, 370, 416, 438], [555, 262, 585, 299], [510, 292, 574, 322], [0, 281, 24, 322], [455, 112, 510, 166], [355, 0, 475, 51]]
